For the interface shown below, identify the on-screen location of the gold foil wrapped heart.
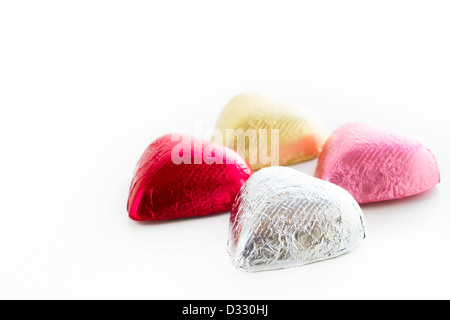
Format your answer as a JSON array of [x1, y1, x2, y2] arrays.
[[214, 93, 329, 171]]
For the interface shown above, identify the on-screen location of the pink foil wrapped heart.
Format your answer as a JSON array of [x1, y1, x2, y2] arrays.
[[315, 123, 440, 204], [127, 134, 253, 221]]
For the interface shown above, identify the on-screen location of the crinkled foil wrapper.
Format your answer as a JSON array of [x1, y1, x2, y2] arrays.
[[228, 167, 366, 272], [214, 93, 329, 171], [127, 134, 253, 221], [315, 122, 440, 204]]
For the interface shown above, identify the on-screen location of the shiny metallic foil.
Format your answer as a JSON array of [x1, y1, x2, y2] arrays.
[[127, 134, 253, 221], [214, 93, 329, 171], [315, 123, 440, 204], [229, 167, 366, 272]]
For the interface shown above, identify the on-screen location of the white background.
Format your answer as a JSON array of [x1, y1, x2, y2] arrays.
[[0, 1, 449, 300]]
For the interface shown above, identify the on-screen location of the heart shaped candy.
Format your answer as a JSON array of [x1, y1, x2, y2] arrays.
[[315, 123, 440, 204], [214, 93, 329, 171], [229, 167, 366, 272], [127, 134, 253, 221]]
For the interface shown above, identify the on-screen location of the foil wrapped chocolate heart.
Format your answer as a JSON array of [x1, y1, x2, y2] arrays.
[[229, 167, 366, 272], [214, 93, 329, 171], [315, 123, 440, 204], [127, 134, 253, 221]]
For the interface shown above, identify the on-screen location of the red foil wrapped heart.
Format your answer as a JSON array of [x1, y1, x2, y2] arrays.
[[315, 123, 440, 204], [127, 134, 253, 221]]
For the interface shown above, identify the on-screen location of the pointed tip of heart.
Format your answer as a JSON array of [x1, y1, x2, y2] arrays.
[[127, 134, 253, 221], [214, 93, 329, 171], [229, 166, 366, 272], [316, 122, 440, 204]]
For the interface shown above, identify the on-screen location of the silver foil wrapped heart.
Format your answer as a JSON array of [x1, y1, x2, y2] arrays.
[[228, 167, 366, 272]]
